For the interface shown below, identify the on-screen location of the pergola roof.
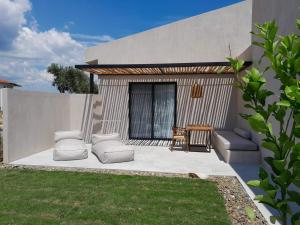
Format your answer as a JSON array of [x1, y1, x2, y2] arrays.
[[75, 61, 252, 76]]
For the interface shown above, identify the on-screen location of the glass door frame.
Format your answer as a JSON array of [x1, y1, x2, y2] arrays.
[[128, 82, 177, 140]]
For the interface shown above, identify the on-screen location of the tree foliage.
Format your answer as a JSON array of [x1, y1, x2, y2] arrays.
[[47, 63, 98, 94], [229, 20, 300, 225]]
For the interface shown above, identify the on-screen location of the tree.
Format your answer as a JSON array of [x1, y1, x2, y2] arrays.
[[47, 63, 98, 94], [229, 20, 300, 225]]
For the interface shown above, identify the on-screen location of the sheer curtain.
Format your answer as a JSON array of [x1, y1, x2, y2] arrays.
[[129, 83, 176, 139], [153, 83, 175, 139], [129, 84, 152, 139]]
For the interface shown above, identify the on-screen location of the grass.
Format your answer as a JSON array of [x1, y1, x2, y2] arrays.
[[0, 169, 231, 225]]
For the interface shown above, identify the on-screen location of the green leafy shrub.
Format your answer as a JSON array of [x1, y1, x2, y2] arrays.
[[229, 20, 300, 225]]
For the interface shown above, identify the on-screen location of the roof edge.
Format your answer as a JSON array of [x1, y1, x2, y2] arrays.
[[75, 61, 252, 69]]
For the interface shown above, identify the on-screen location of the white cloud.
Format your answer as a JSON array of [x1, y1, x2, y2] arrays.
[[63, 21, 74, 30], [71, 33, 114, 46], [0, 0, 31, 50], [0, 0, 113, 92], [0, 26, 85, 91], [28, 15, 38, 31], [71, 34, 114, 47], [71, 33, 114, 42], [0, 54, 53, 89], [13, 27, 84, 64]]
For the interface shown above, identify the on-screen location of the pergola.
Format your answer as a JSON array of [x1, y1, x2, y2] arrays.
[[75, 61, 252, 93]]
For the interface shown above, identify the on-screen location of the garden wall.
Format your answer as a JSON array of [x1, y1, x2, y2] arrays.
[[2, 89, 101, 163]]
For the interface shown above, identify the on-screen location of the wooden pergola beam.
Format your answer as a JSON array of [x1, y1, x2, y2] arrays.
[[75, 61, 252, 76]]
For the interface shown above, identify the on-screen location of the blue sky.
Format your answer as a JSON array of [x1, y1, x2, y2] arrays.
[[0, 0, 241, 92], [30, 0, 241, 39]]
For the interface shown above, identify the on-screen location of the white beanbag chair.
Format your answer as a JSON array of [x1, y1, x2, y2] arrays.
[[92, 133, 120, 145], [53, 130, 88, 161], [55, 130, 83, 142], [92, 133, 134, 164]]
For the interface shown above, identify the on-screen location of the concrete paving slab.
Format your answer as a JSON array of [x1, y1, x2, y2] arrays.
[[11, 145, 235, 176]]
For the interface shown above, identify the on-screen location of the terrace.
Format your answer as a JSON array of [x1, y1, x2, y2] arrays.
[[0, 54, 272, 225], [2, 0, 299, 223], [11, 144, 238, 176], [0, 83, 274, 223]]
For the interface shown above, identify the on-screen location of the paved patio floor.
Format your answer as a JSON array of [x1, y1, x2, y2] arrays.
[[11, 145, 236, 177], [10, 144, 274, 224]]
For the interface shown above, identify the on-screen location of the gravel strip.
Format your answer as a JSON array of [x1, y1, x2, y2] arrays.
[[0, 163, 268, 224], [209, 176, 268, 225]]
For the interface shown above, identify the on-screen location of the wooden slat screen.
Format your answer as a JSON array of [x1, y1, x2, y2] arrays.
[[75, 61, 251, 76], [191, 84, 203, 98]]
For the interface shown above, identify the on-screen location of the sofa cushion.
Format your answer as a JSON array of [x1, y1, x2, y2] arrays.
[[214, 131, 257, 151], [233, 128, 251, 139], [92, 140, 134, 164], [54, 130, 83, 142], [92, 133, 120, 145]]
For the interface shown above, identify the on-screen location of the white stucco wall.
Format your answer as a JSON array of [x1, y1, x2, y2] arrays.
[[69, 94, 102, 142], [2, 90, 70, 163], [84, 0, 253, 144], [2, 90, 101, 163], [236, 0, 300, 161], [85, 0, 252, 64], [96, 74, 237, 142], [84, 0, 300, 158]]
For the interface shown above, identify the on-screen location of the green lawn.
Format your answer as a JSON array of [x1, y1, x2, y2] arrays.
[[0, 169, 231, 225]]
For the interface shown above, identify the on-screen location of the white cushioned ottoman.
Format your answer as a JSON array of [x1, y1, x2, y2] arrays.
[[92, 133, 134, 164], [53, 130, 88, 161]]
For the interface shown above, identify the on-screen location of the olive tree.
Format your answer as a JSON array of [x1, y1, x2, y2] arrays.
[[48, 63, 98, 94]]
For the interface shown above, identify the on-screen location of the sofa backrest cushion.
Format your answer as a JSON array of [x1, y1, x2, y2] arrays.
[[233, 128, 251, 140], [214, 130, 257, 151]]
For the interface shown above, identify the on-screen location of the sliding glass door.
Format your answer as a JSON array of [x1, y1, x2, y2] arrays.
[[129, 82, 176, 140], [129, 84, 153, 139]]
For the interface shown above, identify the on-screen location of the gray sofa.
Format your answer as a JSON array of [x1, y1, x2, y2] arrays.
[[213, 128, 260, 164]]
